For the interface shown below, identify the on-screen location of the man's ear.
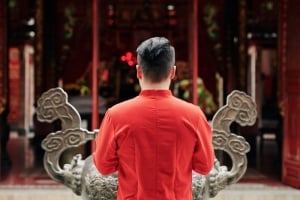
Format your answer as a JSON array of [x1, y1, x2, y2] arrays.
[[136, 65, 142, 79], [170, 65, 176, 79]]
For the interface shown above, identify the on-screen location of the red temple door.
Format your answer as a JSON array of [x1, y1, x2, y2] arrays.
[[280, 0, 300, 188]]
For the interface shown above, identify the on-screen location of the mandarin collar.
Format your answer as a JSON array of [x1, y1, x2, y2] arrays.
[[139, 90, 172, 97]]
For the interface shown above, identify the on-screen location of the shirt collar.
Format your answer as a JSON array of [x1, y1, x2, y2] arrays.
[[139, 90, 172, 97]]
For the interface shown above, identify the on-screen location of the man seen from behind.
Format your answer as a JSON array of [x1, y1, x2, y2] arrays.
[[93, 37, 215, 200]]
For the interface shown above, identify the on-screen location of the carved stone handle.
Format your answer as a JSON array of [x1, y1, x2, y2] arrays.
[[208, 90, 257, 197], [37, 87, 96, 185]]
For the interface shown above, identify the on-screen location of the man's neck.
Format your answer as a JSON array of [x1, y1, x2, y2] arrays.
[[140, 79, 170, 90]]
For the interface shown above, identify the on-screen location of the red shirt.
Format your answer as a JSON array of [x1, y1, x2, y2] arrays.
[[93, 90, 214, 200]]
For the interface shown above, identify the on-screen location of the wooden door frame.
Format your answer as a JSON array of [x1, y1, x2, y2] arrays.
[[279, 0, 300, 188]]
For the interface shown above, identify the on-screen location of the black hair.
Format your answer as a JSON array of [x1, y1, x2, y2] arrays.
[[136, 37, 175, 83]]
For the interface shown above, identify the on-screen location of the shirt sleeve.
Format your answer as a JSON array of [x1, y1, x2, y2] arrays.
[[192, 110, 215, 175], [93, 110, 119, 175]]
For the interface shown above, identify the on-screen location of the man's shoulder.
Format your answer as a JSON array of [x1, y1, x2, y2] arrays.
[[171, 97, 208, 120], [107, 97, 138, 113], [172, 96, 200, 109]]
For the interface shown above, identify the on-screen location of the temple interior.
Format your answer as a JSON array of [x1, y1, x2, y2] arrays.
[[0, 0, 297, 190]]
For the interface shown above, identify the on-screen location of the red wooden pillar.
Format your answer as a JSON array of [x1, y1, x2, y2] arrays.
[[0, 0, 8, 179], [189, 0, 199, 105], [0, 0, 7, 102], [92, 0, 99, 140], [238, 0, 247, 91], [34, 0, 44, 100]]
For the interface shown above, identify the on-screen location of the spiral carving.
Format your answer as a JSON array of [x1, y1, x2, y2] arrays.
[[64, 130, 85, 146], [37, 89, 67, 121], [41, 133, 64, 152], [228, 135, 250, 155], [212, 131, 228, 149]]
